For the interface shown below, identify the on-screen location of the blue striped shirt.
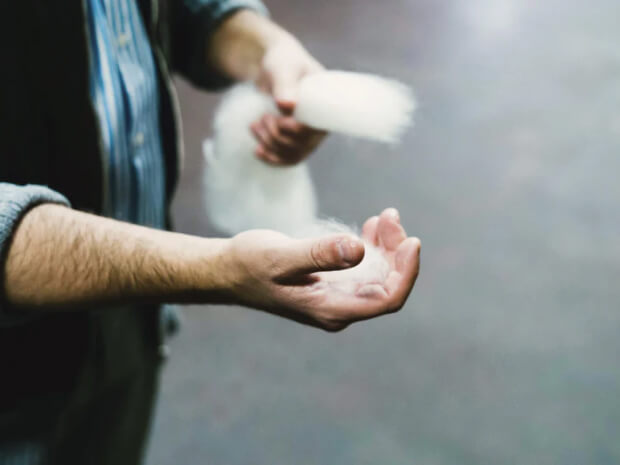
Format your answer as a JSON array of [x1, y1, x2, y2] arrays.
[[86, 0, 166, 228]]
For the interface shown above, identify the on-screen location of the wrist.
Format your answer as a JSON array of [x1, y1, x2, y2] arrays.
[[117, 228, 235, 304], [209, 9, 291, 81], [165, 234, 235, 302]]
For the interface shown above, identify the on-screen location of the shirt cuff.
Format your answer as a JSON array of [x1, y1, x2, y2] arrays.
[[0, 184, 71, 326], [175, 0, 269, 90]]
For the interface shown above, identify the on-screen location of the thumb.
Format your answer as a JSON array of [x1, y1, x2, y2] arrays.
[[271, 71, 299, 114], [279, 235, 365, 277]]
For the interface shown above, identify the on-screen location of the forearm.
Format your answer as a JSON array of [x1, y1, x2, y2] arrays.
[[3, 203, 421, 330], [4, 204, 231, 310], [207, 9, 292, 81]]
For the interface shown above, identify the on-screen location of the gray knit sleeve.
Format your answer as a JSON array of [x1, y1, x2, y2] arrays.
[[0, 183, 70, 325]]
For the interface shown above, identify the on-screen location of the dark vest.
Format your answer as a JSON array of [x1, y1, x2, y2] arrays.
[[0, 0, 183, 436]]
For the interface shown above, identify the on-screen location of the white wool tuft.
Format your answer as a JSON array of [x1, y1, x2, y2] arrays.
[[204, 84, 317, 235], [298, 219, 391, 293], [295, 71, 416, 143], [203, 71, 416, 288], [317, 239, 391, 294]]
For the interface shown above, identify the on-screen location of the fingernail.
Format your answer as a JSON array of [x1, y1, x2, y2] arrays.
[[337, 239, 359, 264], [386, 208, 400, 221], [277, 90, 296, 102]]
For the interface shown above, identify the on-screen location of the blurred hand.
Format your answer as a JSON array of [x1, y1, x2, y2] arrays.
[[224, 208, 421, 331], [251, 37, 328, 166]]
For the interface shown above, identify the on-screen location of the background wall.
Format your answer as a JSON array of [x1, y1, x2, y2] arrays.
[[147, 0, 620, 463]]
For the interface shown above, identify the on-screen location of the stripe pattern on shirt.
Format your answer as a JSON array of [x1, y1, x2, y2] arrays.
[[86, 0, 166, 228]]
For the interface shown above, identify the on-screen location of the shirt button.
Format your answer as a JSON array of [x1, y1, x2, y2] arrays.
[[117, 32, 131, 47], [159, 344, 171, 359], [134, 132, 145, 147]]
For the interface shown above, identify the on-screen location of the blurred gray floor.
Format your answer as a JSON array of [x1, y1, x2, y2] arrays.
[[146, 1, 620, 464]]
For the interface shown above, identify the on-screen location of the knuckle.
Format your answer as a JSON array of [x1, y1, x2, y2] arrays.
[[386, 297, 406, 314], [267, 125, 279, 139], [413, 266, 421, 280], [319, 318, 348, 333], [323, 324, 347, 333], [261, 248, 284, 275], [269, 121, 281, 136], [315, 310, 352, 332], [280, 121, 301, 135], [275, 133, 293, 147], [309, 242, 327, 270]]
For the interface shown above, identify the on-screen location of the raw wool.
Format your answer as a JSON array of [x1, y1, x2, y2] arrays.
[[204, 85, 317, 236], [317, 239, 391, 294], [203, 71, 415, 288], [301, 219, 392, 293], [295, 71, 416, 143]]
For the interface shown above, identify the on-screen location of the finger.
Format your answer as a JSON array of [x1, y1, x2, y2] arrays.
[[263, 115, 299, 151], [257, 146, 307, 167], [251, 120, 279, 151], [271, 70, 299, 114], [255, 116, 310, 164], [331, 240, 420, 323], [377, 208, 407, 251], [312, 288, 394, 324], [278, 116, 307, 136], [276, 100, 296, 115], [255, 146, 288, 166], [356, 283, 389, 299], [258, 118, 311, 165], [383, 237, 421, 309], [361, 216, 380, 246], [395, 237, 421, 275], [324, 238, 419, 322], [250, 121, 269, 146], [278, 235, 365, 277]]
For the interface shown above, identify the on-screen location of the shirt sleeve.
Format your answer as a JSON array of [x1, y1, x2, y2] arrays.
[[171, 0, 269, 90], [0, 183, 70, 326]]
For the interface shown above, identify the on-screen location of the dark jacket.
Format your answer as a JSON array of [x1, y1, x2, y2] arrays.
[[0, 0, 265, 453]]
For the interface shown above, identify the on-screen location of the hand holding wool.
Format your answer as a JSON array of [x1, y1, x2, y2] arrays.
[[251, 37, 328, 166]]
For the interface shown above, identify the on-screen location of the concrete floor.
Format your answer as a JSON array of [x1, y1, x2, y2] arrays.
[[147, 1, 620, 463]]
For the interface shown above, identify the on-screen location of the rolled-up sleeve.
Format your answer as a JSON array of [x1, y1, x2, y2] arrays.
[[0, 183, 70, 324], [171, 0, 268, 90]]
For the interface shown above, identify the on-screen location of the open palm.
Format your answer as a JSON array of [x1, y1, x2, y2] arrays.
[[228, 209, 421, 331]]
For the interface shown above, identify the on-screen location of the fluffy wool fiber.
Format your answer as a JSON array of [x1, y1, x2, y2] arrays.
[[298, 219, 392, 294], [295, 71, 415, 143], [203, 71, 415, 288], [204, 85, 317, 235]]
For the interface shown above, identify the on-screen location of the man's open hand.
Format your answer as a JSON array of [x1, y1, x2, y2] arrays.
[[223, 208, 421, 331]]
